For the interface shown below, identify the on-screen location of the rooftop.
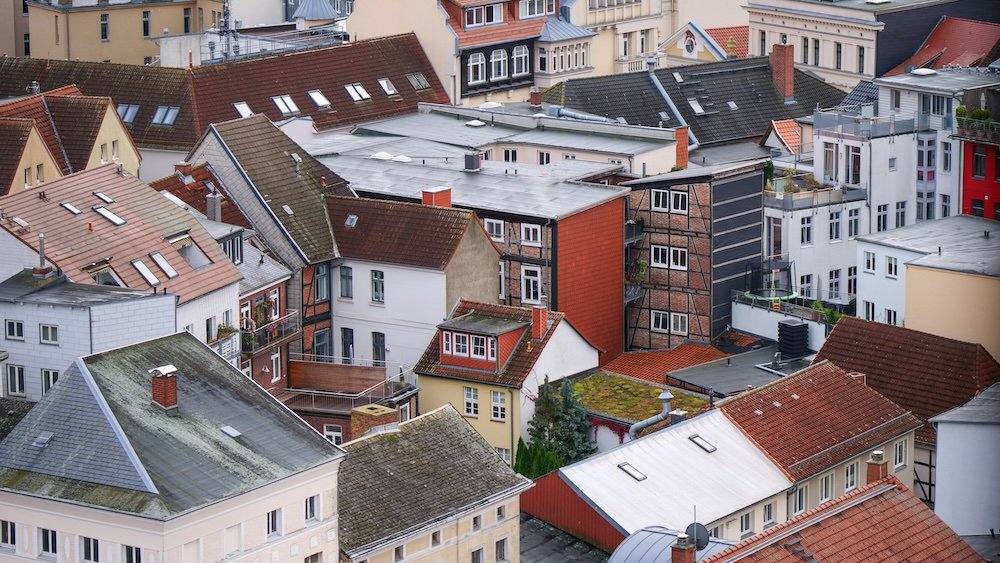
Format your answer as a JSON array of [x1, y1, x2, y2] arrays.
[[150, 162, 252, 230], [608, 526, 735, 563], [873, 66, 1000, 95], [438, 312, 528, 336], [338, 405, 531, 558], [622, 159, 767, 187], [520, 514, 610, 562], [0, 398, 34, 441], [0, 269, 168, 307], [236, 244, 293, 297], [0, 332, 343, 520], [931, 382, 1000, 425], [856, 215, 1000, 277], [705, 26, 750, 59], [667, 346, 795, 397], [746, 0, 966, 15], [886, 16, 1000, 75], [601, 343, 729, 386], [815, 317, 1000, 444], [571, 370, 709, 424]]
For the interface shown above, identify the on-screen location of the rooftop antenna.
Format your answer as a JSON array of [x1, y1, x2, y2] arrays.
[[220, 0, 238, 60], [684, 506, 710, 552]]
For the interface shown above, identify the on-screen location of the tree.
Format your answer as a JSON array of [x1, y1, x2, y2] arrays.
[[527, 375, 560, 450], [513, 437, 562, 479], [550, 378, 596, 464]]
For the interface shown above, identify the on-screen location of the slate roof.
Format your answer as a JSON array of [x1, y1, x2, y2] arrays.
[[543, 57, 846, 145], [237, 244, 294, 297], [703, 477, 983, 562], [0, 398, 34, 441], [205, 114, 353, 264], [887, 16, 1000, 76], [705, 26, 749, 58], [932, 382, 1000, 425], [338, 405, 531, 558], [0, 165, 243, 305], [327, 195, 494, 270], [414, 300, 567, 388], [814, 317, 1000, 445], [520, 514, 611, 562], [602, 343, 728, 385], [0, 118, 35, 194], [149, 162, 253, 230], [837, 79, 879, 109], [718, 360, 923, 481], [0, 34, 449, 151], [0, 269, 164, 306], [0, 332, 343, 520]]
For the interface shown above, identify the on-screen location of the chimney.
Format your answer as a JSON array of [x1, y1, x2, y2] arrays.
[[770, 43, 795, 102], [291, 153, 303, 175], [350, 404, 400, 439], [671, 533, 696, 563], [174, 161, 193, 176], [674, 126, 689, 170], [421, 186, 451, 208], [646, 56, 657, 74], [464, 152, 482, 172], [149, 365, 179, 411], [531, 305, 547, 340], [849, 372, 866, 385], [866, 450, 888, 483], [206, 190, 223, 222], [669, 409, 687, 426], [529, 88, 542, 108]]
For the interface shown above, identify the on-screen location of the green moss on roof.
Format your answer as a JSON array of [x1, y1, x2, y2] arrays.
[[574, 371, 708, 423], [0, 399, 34, 440]]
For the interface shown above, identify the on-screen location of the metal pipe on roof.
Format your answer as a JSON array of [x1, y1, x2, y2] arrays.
[[628, 391, 674, 440], [645, 58, 700, 151]]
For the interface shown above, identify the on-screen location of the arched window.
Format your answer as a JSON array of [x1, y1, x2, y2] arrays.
[[512, 45, 529, 76], [490, 49, 508, 80], [468, 53, 486, 84]]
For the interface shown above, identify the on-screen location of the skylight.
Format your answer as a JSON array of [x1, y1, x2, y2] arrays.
[[272, 95, 299, 116], [150, 252, 178, 278], [117, 104, 140, 124], [378, 78, 398, 96], [282, 204, 294, 215], [308, 90, 331, 109], [94, 206, 126, 226], [31, 431, 54, 448], [617, 462, 647, 482], [132, 259, 160, 286], [345, 83, 371, 102], [345, 214, 358, 227], [221, 425, 242, 438], [60, 202, 82, 215], [672, 72, 683, 83], [93, 191, 115, 204], [687, 98, 705, 115], [405, 72, 431, 90], [689, 434, 717, 453], [152, 106, 180, 126], [728, 101, 738, 110], [233, 101, 253, 118]]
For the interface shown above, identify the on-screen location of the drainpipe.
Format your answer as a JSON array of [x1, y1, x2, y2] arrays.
[[628, 390, 673, 440], [645, 57, 699, 151]]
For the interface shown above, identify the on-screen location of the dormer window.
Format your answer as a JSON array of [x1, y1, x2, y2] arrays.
[[520, 0, 554, 19], [465, 4, 503, 28], [441, 331, 498, 362], [454, 333, 469, 355]]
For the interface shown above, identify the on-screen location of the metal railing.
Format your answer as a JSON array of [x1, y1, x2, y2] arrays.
[[208, 331, 241, 363], [732, 288, 854, 322], [625, 219, 644, 244], [955, 117, 1000, 142], [273, 367, 418, 414], [241, 310, 300, 355]]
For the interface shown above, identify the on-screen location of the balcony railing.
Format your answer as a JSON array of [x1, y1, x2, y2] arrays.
[[625, 219, 644, 245], [616, 53, 665, 74], [954, 117, 1000, 143], [272, 365, 418, 415], [209, 331, 241, 364], [765, 184, 867, 211], [241, 310, 300, 355]]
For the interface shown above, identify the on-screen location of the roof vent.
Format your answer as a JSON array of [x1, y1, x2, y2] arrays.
[[465, 119, 486, 127], [391, 155, 412, 162], [910, 67, 937, 76], [370, 151, 394, 160], [345, 214, 358, 227], [291, 153, 302, 175], [221, 425, 242, 438], [477, 101, 503, 110], [31, 431, 54, 448]]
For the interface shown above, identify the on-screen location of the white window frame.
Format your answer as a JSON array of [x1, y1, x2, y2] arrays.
[[520, 0, 553, 18], [793, 486, 807, 515], [886, 256, 898, 278], [670, 247, 688, 270], [377, 78, 398, 96], [39, 528, 57, 557], [894, 440, 906, 469], [468, 53, 486, 85], [512, 45, 529, 76], [670, 312, 688, 336], [345, 83, 371, 101], [651, 189, 670, 211], [471, 335, 487, 359], [371, 270, 385, 303], [864, 251, 876, 273], [307, 90, 331, 109], [41, 369, 59, 395], [4, 319, 24, 340], [442, 331, 452, 355], [491, 390, 506, 421], [763, 502, 775, 526], [488, 337, 497, 361], [123, 545, 141, 563], [266, 508, 282, 538], [271, 95, 299, 116], [498, 262, 505, 300], [819, 472, 834, 503], [39, 324, 59, 345], [324, 424, 342, 445], [2, 520, 16, 548], [454, 333, 469, 356], [845, 461, 858, 491], [651, 245, 669, 268], [651, 310, 669, 333], [484, 219, 504, 242], [305, 494, 319, 522], [739, 512, 752, 536], [801, 215, 813, 245], [490, 49, 508, 80], [464, 386, 479, 417], [495, 537, 509, 563], [465, 5, 484, 27], [270, 349, 281, 382], [520, 224, 541, 247], [495, 448, 511, 465], [233, 101, 253, 117], [81, 537, 99, 563], [521, 265, 541, 304], [829, 211, 841, 241]]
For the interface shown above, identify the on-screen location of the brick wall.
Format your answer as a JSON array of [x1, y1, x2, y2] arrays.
[[288, 360, 385, 392], [350, 404, 400, 438]]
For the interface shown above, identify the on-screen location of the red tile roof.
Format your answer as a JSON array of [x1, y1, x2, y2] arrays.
[[414, 300, 566, 388], [327, 196, 495, 270], [705, 476, 983, 562], [814, 317, 1000, 445], [763, 119, 801, 154], [0, 118, 37, 194], [602, 343, 728, 385], [719, 361, 922, 480], [0, 165, 243, 305], [443, 0, 547, 48], [0, 85, 85, 175], [887, 16, 1000, 76], [43, 95, 113, 173], [705, 26, 749, 59], [149, 162, 253, 230]]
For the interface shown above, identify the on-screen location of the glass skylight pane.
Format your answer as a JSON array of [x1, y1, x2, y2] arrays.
[[93, 191, 115, 204], [94, 206, 126, 226], [687, 98, 704, 115], [353, 83, 370, 100], [618, 462, 647, 481], [150, 252, 178, 278], [308, 90, 331, 108], [117, 104, 139, 123], [689, 434, 717, 453], [281, 95, 299, 113], [164, 107, 180, 125], [378, 78, 397, 96], [152, 106, 168, 124], [234, 102, 253, 117], [272, 96, 289, 114], [132, 259, 160, 286], [345, 85, 362, 102], [60, 202, 82, 215]]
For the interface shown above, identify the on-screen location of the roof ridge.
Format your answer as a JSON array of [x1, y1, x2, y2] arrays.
[[40, 95, 74, 175]]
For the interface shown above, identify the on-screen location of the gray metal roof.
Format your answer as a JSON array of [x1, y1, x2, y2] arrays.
[[874, 68, 1000, 95], [538, 16, 597, 42], [292, 0, 340, 20], [0, 332, 343, 520], [310, 136, 627, 219], [438, 312, 528, 336], [238, 244, 293, 296], [0, 270, 167, 307], [931, 382, 1000, 424], [667, 346, 790, 396], [857, 215, 1000, 277], [623, 159, 768, 187], [607, 526, 734, 563], [506, 128, 664, 156], [688, 143, 774, 167]]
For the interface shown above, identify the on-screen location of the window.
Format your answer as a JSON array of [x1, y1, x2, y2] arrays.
[[100, 143, 108, 163], [466, 5, 484, 26], [431, 530, 442, 547], [504, 148, 518, 163], [1, 520, 15, 548], [495, 448, 511, 464], [304, 554, 320, 563], [468, 53, 486, 84], [112, 139, 119, 160], [266, 509, 281, 537], [651, 189, 670, 211], [709, 526, 721, 539], [847, 266, 857, 295], [651, 311, 669, 333], [142, 10, 150, 37], [894, 440, 906, 469], [491, 390, 506, 420], [464, 386, 479, 416], [41, 369, 59, 395], [888, 157, 897, 171], [117, 103, 139, 124], [834, 42, 842, 70], [895, 201, 906, 228], [972, 146, 986, 178], [373, 332, 386, 367], [829, 211, 841, 241], [324, 424, 342, 445], [799, 274, 812, 299], [471, 547, 484, 563], [471, 335, 487, 359], [520, 0, 554, 18], [941, 194, 951, 218], [100, 13, 109, 40], [183, 7, 191, 33], [81, 537, 99, 562], [495, 538, 509, 563], [801, 37, 809, 64], [305, 494, 319, 521], [5, 319, 23, 340], [5, 365, 25, 396], [670, 247, 688, 270], [740, 512, 752, 536], [371, 270, 385, 303], [800, 216, 812, 245], [377, 78, 397, 96], [857, 46, 865, 73], [484, 219, 504, 242], [345, 82, 371, 101], [763, 502, 775, 526], [39, 324, 58, 345], [23, 167, 31, 189], [845, 461, 858, 491], [886, 256, 898, 278], [151, 106, 180, 126], [538, 47, 547, 72], [521, 224, 540, 247], [490, 49, 508, 80], [670, 312, 688, 336], [340, 328, 353, 364], [846, 145, 861, 185], [877, 204, 888, 232], [864, 300, 875, 321], [400, 403, 410, 421], [671, 191, 688, 214], [512, 45, 529, 76], [793, 486, 807, 515], [828, 269, 840, 300], [133, 259, 160, 286], [920, 94, 951, 116], [759, 30, 766, 56], [538, 151, 551, 165], [271, 94, 299, 116], [885, 308, 898, 325], [405, 72, 431, 90], [497, 505, 507, 520], [454, 333, 469, 356], [123, 546, 141, 563], [864, 251, 876, 273], [339, 266, 353, 298], [819, 472, 834, 503], [521, 266, 541, 303], [812, 38, 819, 66], [848, 209, 860, 238], [40, 528, 57, 557], [972, 199, 985, 217], [308, 90, 331, 109], [651, 245, 668, 268], [314, 263, 329, 302], [472, 515, 482, 531]]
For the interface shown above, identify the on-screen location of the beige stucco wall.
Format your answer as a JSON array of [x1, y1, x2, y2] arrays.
[[444, 221, 501, 309], [6, 125, 62, 196], [348, 497, 522, 563], [84, 104, 142, 176], [906, 265, 1000, 360], [568, 0, 665, 76], [675, 0, 748, 32], [0, 0, 30, 57], [418, 376, 521, 462], [485, 142, 674, 175], [708, 491, 788, 543]]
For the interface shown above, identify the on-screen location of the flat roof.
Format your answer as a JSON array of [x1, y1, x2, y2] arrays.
[[748, 0, 959, 15], [874, 68, 1000, 94], [438, 312, 528, 336], [857, 215, 1000, 276], [624, 159, 767, 186], [308, 136, 627, 219], [931, 382, 1000, 425], [0, 270, 166, 307], [667, 346, 801, 396]]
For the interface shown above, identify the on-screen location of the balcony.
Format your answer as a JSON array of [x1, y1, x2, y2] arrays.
[[241, 310, 300, 355], [954, 117, 1000, 144], [813, 109, 920, 140], [586, 0, 653, 26], [765, 176, 867, 211], [625, 219, 644, 245], [275, 355, 418, 415], [616, 53, 665, 74], [208, 330, 241, 365]]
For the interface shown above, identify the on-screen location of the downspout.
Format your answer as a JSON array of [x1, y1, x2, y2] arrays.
[[628, 390, 673, 439], [510, 388, 516, 464], [645, 57, 699, 151], [547, 217, 555, 309]]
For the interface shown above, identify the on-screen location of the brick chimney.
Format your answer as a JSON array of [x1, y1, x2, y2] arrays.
[[674, 126, 689, 170], [350, 404, 400, 439], [770, 43, 795, 103], [849, 372, 866, 385], [531, 305, 547, 340], [149, 365, 178, 411], [421, 186, 451, 208], [671, 533, 696, 563], [206, 190, 223, 222], [174, 161, 193, 176], [866, 450, 888, 483], [529, 88, 542, 108]]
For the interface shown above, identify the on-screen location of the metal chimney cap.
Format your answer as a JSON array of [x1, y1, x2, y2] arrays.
[[658, 390, 674, 401]]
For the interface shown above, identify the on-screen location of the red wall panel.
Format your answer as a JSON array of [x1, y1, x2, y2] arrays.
[[521, 471, 626, 553]]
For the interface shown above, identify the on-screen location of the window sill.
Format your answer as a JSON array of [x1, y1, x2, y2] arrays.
[[894, 464, 907, 471], [369, 301, 385, 307], [763, 522, 776, 529], [4, 337, 24, 341], [490, 418, 507, 423], [464, 413, 479, 419], [740, 532, 754, 540], [40, 342, 59, 346], [830, 239, 842, 244], [521, 242, 542, 248], [337, 297, 353, 303]]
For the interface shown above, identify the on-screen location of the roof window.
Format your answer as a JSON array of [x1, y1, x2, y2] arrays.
[[345, 83, 371, 102], [378, 78, 398, 96], [233, 101, 253, 118], [152, 106, 180, 126], [168, 233, 212, 269], [308, 90, 332, 109], [687, 98, 705, 115], [727, 101, 738, 111], [93, 206, 126, 226], [60, 202, 82, 215], [150, 252, 178, 278], [405, 72, 431, 90], [117, 104, 140, 124], [617, 462, 647, 482], [221, 425, 242, 438], [345, 214, 358, 227], [672, 72, 683, 83], [689, 434, 717, 453], [132, 259, 160, 286], [272, 95, 300, 116], [31, 431, 54, 448], [93, 191, 115, 204]]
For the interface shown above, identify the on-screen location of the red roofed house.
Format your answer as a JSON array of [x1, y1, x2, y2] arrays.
[[415, 299, 600, 464], [659, 23, 741, 67], [602, 342, 728, 386], [759, 119, 803, 156], [705, 26, 749, 59], [814, 316, 1000, 505], [701, 475, 983, 563], [886, 16, 1000, 76]]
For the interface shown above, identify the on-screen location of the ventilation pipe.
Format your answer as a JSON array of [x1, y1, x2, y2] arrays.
[[629, 391, 673, 439], [547, 105, 611, 123], [645, 59, 700, 152]]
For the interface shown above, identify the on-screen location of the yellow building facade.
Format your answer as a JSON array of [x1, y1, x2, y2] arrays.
[[905, 265, 1000, 360]]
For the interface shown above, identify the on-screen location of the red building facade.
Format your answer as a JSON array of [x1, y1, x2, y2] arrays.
[[961, 140, 1000, 219]]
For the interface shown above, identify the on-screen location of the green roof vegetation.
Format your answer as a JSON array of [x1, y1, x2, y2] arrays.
[[0, 399, 34, 441], [574, 371, 708, 423]]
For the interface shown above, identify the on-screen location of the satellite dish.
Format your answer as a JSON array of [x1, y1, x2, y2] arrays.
[[685, 522, 710, 551]]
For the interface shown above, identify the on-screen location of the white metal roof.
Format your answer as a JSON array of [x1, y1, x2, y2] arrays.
[[560, 409, 792, 534]]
